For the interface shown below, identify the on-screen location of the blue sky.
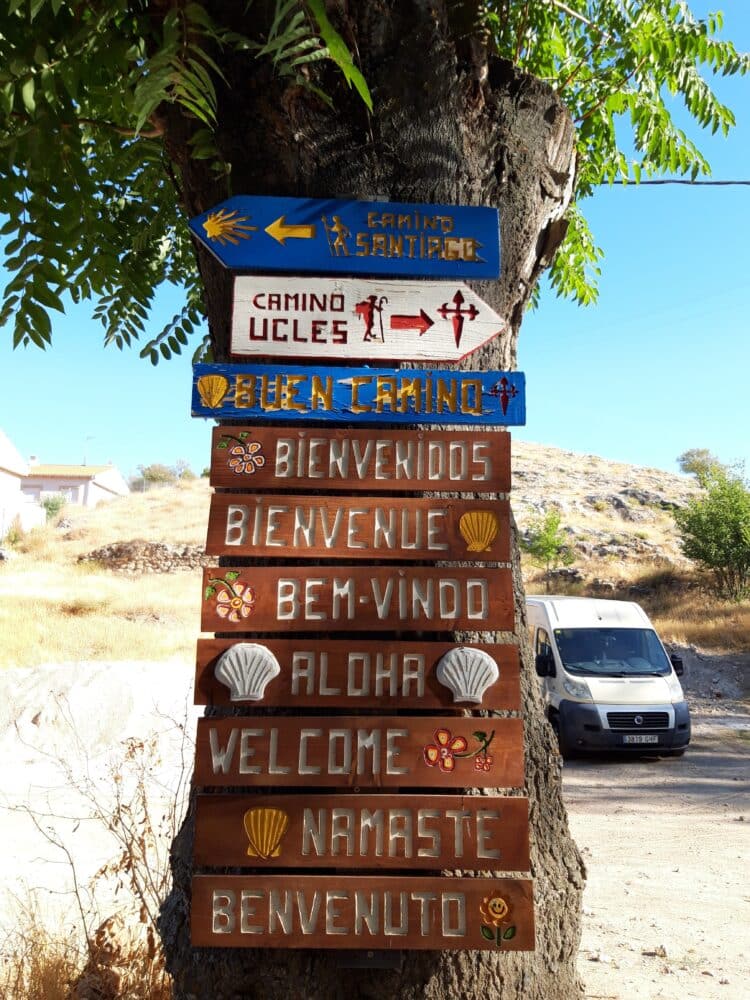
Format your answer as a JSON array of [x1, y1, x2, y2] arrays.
[[1, 3, 748, 483]]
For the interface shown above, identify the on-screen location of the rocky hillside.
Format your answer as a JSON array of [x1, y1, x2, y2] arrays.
[[512, 440, 699, 568]]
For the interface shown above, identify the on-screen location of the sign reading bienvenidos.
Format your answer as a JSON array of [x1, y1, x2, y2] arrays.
[[189, 193, 533, 956], [188, 195, 500, 279], [209, 427, 511, 493]]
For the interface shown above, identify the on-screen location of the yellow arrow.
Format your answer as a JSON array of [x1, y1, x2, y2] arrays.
[[265, 216, 316, 245]]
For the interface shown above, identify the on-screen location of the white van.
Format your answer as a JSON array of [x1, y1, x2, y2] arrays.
[[526, 596, 690, 757]]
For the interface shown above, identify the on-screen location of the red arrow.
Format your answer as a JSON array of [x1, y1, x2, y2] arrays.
[[389, 309, 434, 335]]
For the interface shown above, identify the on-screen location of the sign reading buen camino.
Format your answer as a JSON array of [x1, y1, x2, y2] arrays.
[[189, 192, 534, 956], [192, 363, 525, 425]]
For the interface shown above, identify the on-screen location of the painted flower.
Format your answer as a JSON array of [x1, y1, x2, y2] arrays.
[[480, 893, 510, 927], [228, 440, 266, 475], [216, 582, 256, 622], [474, 753, 494, 772], [423, 728, 469, 772]]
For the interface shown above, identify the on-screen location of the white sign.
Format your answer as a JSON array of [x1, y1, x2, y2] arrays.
[[231, 275, 507, 362]]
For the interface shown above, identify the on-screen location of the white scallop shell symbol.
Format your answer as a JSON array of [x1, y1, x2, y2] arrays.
[[436, 647, 500, 705], [214, 643, 281, 702]]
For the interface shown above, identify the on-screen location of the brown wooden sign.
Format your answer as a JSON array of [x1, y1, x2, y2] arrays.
[[206, 494, 510, 562], [201, 566, 513, 632], [194, 716, 524, 789], [191, 874, 534, 950], [195, 639, 521, 711], [194, 793, 530, 871], [210, 427, 510, 492]]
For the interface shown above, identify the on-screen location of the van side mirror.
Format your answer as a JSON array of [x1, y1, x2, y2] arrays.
[[670, 653, 684, 677], [535, 652, 556, 678]]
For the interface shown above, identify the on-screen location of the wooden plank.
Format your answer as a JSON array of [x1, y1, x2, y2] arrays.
[[209, 427, 511, 492], [192, 363, 525, 426], [190, 875, 534, 950], [188, 194, 500, 279], [231, 276, 506, 362], [206, 494, 511, 562], [193, 794, 530, 871], [194, 716, 524, 789], [201, 566, 514, 633], [194, 639, 521, 711]]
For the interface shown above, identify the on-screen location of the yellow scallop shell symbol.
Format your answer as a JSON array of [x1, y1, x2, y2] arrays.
[[243, 806, 289, 860], [459, 510, 500, 552], [197, 374, 229, 409]]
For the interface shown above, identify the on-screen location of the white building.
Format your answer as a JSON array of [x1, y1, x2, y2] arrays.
[[21, 461, 130, 508], [0, 430, 45, 537]]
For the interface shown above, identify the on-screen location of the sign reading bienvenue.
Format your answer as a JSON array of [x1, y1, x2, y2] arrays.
[[193, 364, 525, 426], [189, 195, 500, 279]]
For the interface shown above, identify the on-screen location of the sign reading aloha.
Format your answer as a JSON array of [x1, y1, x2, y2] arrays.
[[191, 875, 534, 950], [209, 427, 511, 492], [193, 794, 530, 871], [189, 195, 500, 278], [192, 363, 525, 426], [194, 639, 521, 711], [194, 716, 524, 789], [206, 494, 511, 562], [231, 276, 506, 362]]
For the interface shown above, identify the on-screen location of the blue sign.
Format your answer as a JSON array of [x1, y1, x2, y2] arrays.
[[188, 195, 500, 279], [192, 363, 524, 426]]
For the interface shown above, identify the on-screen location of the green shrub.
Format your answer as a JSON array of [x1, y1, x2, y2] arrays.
[[521, 509, 575, 593], [674, 469, 750, 600], [41, 493, 66, 521]]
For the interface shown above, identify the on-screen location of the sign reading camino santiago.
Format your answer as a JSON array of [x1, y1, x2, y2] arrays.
[[192, 364, 525, 426], [189, 195, 500, 279]]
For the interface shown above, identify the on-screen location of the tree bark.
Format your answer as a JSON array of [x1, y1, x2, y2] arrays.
[[158, 2, 584, 997]]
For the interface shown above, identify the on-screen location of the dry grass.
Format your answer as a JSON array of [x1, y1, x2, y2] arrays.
[[0, 904, 81, 1000], [523, 557, 750, 653], [0, 480, 208, 669]]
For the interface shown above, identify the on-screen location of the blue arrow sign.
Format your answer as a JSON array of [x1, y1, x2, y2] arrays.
[[192, 363, 524, 426], [188, 195, 500, 279]]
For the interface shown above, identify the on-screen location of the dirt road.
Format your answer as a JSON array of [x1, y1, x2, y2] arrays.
[[565, 710, 750, 1000]]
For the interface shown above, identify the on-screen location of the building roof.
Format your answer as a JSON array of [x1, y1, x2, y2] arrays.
[[25, 464, 112, 479], [0, 430, 29, 476]]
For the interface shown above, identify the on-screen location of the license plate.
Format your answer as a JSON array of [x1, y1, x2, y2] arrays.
[[623, 734, 659, 745]]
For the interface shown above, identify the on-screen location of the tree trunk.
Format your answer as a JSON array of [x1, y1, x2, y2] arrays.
[[158, 2, 585, 997]]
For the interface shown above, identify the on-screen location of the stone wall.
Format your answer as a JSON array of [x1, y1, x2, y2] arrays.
[[77, 540, 211, 574]]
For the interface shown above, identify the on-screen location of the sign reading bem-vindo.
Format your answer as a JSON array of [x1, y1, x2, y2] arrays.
[[188, 192, 533, 956]]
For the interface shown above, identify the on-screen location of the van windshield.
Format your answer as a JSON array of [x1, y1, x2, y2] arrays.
[[552, 628, 671, 677]]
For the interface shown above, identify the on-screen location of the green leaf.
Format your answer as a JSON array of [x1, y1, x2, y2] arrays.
[[204, 586, 216, 600], [21, 77, 36, 114], [306, 0, 373, 110], [225, 571, 240, 582], [480, 925, 494, 941], [217, 440, 229, 449], [503, 926, 517, 940]]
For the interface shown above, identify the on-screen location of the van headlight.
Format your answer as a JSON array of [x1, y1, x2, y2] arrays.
[[562, 677, 592, 701], [666, 673, 685, 701]]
